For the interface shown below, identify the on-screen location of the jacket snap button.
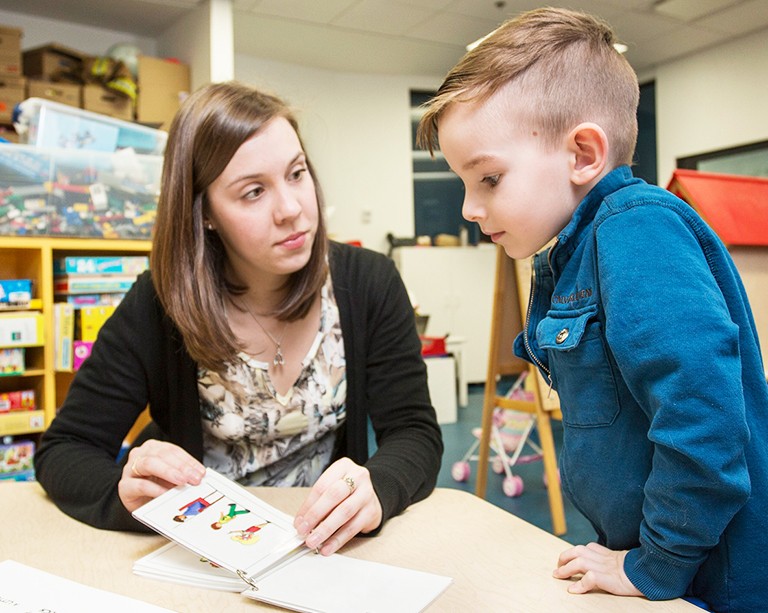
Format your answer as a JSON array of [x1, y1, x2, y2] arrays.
[[556, 328, 569, 344]]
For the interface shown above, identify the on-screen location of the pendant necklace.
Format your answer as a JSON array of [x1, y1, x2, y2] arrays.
[[238, 299, 288, 366]]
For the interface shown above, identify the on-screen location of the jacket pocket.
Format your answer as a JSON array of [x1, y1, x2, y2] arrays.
[[537, 306, 620, 427]]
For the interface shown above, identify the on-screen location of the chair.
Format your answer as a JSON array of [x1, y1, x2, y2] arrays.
[[475, 246, 567, 536]]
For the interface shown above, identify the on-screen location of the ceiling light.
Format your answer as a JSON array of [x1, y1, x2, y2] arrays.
[[468, 33, 628, 54], [614, 42, 628, 54]]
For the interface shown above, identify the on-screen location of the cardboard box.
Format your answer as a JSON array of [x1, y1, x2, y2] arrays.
[[73, 340, 93, 370], [0, 75, 24, 123], [0, 26, 22, 55], [78, 305, 116, 341], [82, 84, 132, 121], [136, 55, 189, 130], [22, 43, 87, 82], [26, 79, 80, 108], [0, 389, 35, 411], [0, 26, 22, 77], [0, 348, 24, 375]]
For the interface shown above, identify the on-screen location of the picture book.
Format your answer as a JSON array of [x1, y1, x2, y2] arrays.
[[132, 469, 452, 612]]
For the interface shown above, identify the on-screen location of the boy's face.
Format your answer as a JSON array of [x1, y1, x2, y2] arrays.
[[437, 93, 583, 260]]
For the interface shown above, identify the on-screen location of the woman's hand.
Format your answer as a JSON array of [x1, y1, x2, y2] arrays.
[[553, 542, 644, 596], [293, 458, 382, 556], [118, 439, 206, 513]]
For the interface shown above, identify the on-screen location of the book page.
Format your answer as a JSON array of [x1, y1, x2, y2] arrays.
[[0, 560, 174, 612], [132, 468, 304, 580], [244, 552, 453, 613]]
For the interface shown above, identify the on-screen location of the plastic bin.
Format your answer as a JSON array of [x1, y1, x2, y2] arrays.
[[14, 97, 167, 155], [0, 143, 161, 239]]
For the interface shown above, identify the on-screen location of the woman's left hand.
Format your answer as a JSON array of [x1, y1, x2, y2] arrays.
[[553, 542, 644, 596], [293, 457, 382, 555]]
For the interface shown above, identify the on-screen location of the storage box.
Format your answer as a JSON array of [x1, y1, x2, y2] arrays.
[[0, 389, 35, 411], [55, 255, 149, 276], [73, 339, 93, 370], [26, 79, 81, 108], [0, 143, 161, 238], [0, 439, 35, 480], [22, 43, 87, 82], [82, 84, 133, 121], [15, 97, 166, 154], [0, 311, 43, 347], [0, 75, 25, 123], [0, 348, 24, 375], [420, 335, 448, 356], [136, 55, 189, 130], [77, 305, 116, 341], [0, 279, 32, 304]]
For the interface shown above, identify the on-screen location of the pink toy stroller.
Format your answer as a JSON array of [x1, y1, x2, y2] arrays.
[[451, 371, 544, 497]]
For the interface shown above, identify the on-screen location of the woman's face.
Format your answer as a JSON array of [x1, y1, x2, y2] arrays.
[[206, 116, 319, 288]]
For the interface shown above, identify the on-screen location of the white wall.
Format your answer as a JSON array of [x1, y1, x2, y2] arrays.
[[235, 55, 440, 252], [654, 28, 768, 187], [0, 9, 156, 57]]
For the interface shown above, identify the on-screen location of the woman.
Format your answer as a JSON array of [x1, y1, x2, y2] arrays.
[[35, 81, 443, 556]]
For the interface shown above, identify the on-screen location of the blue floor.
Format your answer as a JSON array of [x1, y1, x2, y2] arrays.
[[435, 384, 597, 546]]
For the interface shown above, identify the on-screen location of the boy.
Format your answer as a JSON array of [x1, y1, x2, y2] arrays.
[[417, 7, 767, 612]]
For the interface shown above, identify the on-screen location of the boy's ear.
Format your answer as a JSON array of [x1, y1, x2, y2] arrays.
[[567, 123, 608, 186]]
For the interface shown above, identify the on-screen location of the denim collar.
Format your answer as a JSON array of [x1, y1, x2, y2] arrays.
[[549, 165, 636, 275]]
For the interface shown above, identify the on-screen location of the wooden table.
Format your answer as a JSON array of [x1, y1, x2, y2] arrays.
[[0, 483, 697, 612]]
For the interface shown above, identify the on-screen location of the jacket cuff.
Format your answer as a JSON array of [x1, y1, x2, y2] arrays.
[[624, 544, 699, 600]]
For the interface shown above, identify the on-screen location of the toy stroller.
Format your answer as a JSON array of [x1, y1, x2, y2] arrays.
[[451, 371, 544, 497]]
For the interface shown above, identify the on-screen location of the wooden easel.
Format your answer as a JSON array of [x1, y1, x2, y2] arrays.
[[475, 246, 567, 536]]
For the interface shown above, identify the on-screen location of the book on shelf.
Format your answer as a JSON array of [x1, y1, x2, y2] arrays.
[[53, 255, 149, 276], [53, 302, 74, 370], [56, 292, 126, 308], [132, 469, 452, 613], [54, 274, 139, 294]]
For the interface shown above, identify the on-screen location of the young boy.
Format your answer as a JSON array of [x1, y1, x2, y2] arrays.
[[418, 7, 767, 612]]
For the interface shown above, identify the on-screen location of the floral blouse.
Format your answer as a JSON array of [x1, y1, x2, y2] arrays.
[[198, 277, 346, 486]]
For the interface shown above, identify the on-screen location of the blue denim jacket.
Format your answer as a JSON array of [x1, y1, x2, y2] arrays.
[[514, 166, 768, 611]]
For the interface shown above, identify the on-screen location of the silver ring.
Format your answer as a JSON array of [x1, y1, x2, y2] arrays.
[[342, 476, 356, 495], [131, 458, 144, 478]]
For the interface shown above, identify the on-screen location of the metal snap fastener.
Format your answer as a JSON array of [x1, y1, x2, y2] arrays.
[[555, 328, 569, 344]]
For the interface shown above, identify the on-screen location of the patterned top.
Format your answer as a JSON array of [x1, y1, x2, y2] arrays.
[[198, 277, 346, 486]]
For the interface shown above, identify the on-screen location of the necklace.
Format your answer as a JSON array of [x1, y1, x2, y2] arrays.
[[236, 299, 288, 366]]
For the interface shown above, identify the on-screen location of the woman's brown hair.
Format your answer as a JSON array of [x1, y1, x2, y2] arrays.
[[151, 81, 328, 372]]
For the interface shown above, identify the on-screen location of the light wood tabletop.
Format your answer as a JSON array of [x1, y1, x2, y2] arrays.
[[0, 482, 698, 612]]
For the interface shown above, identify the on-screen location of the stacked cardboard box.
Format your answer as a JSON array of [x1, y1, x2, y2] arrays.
[[0, 26, 24, 129]]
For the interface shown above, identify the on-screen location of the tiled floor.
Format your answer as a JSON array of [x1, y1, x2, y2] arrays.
[[435, 384, 597, 546]]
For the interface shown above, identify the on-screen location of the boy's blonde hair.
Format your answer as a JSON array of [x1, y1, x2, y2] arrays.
[[417, 7, 640, 166]]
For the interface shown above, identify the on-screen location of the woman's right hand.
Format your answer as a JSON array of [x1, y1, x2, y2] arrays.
[[118, 439, 206, 513]]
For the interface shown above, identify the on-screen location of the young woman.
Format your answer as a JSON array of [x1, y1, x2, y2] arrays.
[[35, 81, 443, 556]]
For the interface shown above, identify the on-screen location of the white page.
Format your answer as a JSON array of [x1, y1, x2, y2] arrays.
[[0, 560, 175, 613], [243, 551, 453, 613]]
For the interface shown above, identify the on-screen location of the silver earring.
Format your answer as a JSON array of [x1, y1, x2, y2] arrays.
[[205, 222, 214, 231]]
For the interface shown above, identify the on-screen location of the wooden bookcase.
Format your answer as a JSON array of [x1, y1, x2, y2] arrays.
[[0, 236, 150, 439]]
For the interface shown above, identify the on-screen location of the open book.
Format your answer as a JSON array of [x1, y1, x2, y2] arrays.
[[132, 468, 452, 612]]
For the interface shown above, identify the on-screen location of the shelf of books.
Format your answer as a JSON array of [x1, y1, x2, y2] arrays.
[[0, 236, 150, 480]]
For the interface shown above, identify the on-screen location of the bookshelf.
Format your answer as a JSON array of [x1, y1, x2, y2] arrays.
[[0, 236, 150, 438]]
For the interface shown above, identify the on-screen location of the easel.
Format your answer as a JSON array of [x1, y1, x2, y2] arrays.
[[475, 246, 567, 536]]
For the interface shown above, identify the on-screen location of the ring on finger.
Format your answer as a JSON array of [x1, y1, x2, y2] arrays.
[[342, 475, 356, 495], [131, 457, 145, 478]]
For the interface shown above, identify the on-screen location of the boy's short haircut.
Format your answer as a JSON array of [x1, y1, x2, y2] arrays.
[[417, 7, 640, 167]]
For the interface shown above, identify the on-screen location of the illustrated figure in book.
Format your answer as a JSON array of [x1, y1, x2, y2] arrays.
[[230, 522, 271, 545], [417, 6, 768, 612], [35, 80, 443, 559], [211, 503, 251, 530], [173, 492, 223, 522]]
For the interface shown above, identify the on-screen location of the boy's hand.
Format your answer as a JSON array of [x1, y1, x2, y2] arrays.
[[118, 439, 205, 512], [293, 457, 382, 556], [553, 542, 644, 597]]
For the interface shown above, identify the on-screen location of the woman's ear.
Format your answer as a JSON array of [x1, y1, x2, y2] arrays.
[[567, 123, 608, 186]]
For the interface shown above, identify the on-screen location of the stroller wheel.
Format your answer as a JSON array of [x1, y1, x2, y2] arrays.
[[492, 456, 505, 474], [451, 461, 471, 482], [503, 475, 524, 497]]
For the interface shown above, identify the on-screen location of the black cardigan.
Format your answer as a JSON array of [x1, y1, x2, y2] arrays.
[[35, 242, 443, 531]]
